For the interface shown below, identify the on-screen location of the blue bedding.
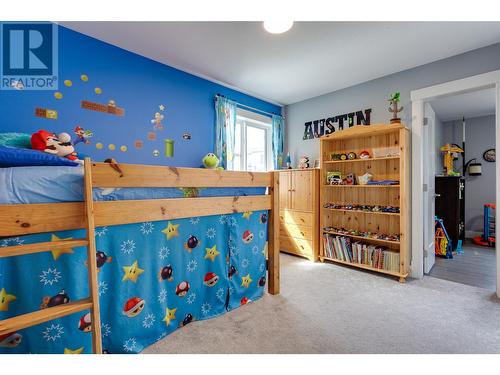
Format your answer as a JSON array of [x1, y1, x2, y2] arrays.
[[0, 166, 265, 204], [0, 166, 269, 354]]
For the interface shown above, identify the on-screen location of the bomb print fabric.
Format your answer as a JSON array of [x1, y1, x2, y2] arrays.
[[0, 211, 268, 354]]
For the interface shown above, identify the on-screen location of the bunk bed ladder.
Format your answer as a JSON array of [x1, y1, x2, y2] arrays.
[[0, 161, 102, 354]]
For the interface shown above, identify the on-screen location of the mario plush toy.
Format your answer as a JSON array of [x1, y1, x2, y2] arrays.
[[31, 130, 83, 164]]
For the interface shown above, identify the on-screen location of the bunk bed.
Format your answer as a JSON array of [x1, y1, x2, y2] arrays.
[[0, 159, 279, 354]]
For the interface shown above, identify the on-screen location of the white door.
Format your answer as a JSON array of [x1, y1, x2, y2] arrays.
[[423, 103, 437, 273]]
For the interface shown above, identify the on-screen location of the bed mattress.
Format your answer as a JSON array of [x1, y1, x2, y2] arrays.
[[0, 166, 265, 204]]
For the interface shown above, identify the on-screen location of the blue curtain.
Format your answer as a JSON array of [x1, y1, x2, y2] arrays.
[[215, 96, 237, 170], [272, 114, 285, 169]]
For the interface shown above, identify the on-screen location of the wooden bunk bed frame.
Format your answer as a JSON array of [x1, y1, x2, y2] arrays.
[[0, 158, 280, 354]]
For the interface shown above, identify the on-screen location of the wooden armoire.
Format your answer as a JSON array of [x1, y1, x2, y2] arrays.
[[277, 169, 319, 261]]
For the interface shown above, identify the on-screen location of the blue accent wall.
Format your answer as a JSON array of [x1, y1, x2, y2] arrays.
[[0, 25, 281, 166]]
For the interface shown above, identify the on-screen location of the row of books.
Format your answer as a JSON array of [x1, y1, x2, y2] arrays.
[[322, 234, 400, 272]]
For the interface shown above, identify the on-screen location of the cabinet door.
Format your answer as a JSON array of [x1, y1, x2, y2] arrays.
[[278, 172, 291, 210], [435, 177, 460, 248], [291, 170, 314, 212]]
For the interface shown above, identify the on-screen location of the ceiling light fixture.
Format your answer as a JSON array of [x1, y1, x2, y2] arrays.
[[263, 20, 294, 34]]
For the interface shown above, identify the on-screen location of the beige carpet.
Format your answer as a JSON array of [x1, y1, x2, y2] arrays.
[[143, 253, 500, 354]]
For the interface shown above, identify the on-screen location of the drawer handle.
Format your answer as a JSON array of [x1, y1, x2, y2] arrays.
[[300, 245, 304, 249], [300, 231, 305, 236], [300, 218, 305, 222]]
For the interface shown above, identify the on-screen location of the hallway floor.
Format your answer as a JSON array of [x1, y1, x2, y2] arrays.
[[429, 240, 496, 290]]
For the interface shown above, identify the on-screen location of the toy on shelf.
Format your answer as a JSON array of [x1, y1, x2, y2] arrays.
[[357, 172, 373, 185], [347, 152, 356, 160], [330, 153, 348, 161], [298, 155, 310, 169], [326, 171, 342, 185], [440, 143, 464, 176], [323, 203, 400, 214], [359, 150, 370, 159], [366, 179, 399, 185], [31, 130, 83, 164], [388, 92, 403, 124], [372, 146, 400, 158], [330, 153, 341, 161], [435, 216, 453, 259], [344, 173, 355, 185], [472, 203, 496, 247]]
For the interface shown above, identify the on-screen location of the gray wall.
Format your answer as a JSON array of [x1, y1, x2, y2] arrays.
[[284, 42, 500, 165], [441, 115, 496, 235]]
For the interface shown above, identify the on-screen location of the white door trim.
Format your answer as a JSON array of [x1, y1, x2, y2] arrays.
[[411, 70, 500, 101], [496, 83, 500, 298], [411, 99, 424, 279], [410, 69, 500, 298]]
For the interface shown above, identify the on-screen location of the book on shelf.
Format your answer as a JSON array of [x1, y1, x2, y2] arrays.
[[323, 234, 400, 273]]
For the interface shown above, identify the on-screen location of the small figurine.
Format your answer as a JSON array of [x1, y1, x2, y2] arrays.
[[388, 92, 403, 124], [330, 153, 341, 161], [298, 156, 310, 169], [344, 173, 355, 185], [327, 171, 342, 185], [347, 152, 357, 160], [285, 152, 292, 169], [359, 150, 370, 159]]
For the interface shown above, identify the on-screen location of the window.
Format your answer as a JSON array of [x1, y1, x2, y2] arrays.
[[232, 108, 273, 172]]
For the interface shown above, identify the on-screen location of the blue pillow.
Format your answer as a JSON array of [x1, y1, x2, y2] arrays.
[[0, 146, 80, 167]]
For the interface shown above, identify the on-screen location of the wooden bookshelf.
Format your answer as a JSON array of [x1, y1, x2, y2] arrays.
[[319, 124, 411, 282]]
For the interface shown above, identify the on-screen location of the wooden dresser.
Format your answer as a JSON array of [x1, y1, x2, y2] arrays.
[[277, 168, 319, 261]]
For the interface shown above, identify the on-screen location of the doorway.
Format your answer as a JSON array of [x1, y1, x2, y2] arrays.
[[424, 89, 496, 290], [410, 70, 500, 297]]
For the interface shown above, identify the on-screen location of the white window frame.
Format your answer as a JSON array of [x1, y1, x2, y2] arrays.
[[234, 108, 273, 172]]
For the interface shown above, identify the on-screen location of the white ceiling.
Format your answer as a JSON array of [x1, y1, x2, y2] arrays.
[[61, 22, 500, 105], [430, 88, 496, 122]]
